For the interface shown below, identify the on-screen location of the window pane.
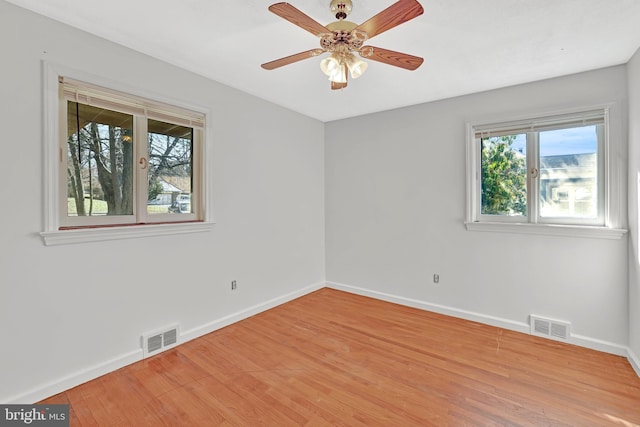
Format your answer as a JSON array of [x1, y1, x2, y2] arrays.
[[66, 102, 134, 217], [539, 125, 598, 219], [480, 134, 527, 216], [147, 119, 193, 215]]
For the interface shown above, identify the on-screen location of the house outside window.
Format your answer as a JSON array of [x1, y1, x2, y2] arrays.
[[465, 108, 626, 238], [61, 77, 204, 227]]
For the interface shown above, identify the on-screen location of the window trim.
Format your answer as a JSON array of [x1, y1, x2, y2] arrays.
[[41, 61, 215, 246], [465, 105, 627, 239], [465, 221, 627, 239]]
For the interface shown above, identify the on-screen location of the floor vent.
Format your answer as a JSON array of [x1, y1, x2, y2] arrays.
[[530, 315, 570, 341], [142, 324, 180, 358]]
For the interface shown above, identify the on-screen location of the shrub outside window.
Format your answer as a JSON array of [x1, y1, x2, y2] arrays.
[[465, 109, 625, 236]]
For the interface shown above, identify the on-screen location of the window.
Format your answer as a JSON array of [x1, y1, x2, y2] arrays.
[[42, 64, 213, 245], [466, 108, 625, 238]]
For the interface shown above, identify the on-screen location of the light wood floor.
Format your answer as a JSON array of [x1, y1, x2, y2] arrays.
[[41, 288, 640, 426]]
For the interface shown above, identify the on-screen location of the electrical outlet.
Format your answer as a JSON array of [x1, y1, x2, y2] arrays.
[[231, 280, 237, 290], [433, 274, 439, 284]]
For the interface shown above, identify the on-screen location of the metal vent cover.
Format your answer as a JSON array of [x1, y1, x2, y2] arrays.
[[147, 334, 163, 353], [530, 315, 570, 341], [142, 324, 180, 358], [550, 322, 569, 339], [163, 329, 178, 346]]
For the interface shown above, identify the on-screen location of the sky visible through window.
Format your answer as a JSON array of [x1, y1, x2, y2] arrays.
[[510, 125, 597, 156]]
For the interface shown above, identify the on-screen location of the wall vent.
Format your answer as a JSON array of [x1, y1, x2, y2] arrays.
[[142, 324, 180, 358], [530, 315, 570, 341]]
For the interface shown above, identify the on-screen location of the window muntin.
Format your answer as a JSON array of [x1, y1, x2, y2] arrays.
[[59, 77, 204, 228], [471, 110, 607, 227]]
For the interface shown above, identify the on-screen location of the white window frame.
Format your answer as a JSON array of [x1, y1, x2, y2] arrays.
[[41, 62, 214, 245], [465, 106, 627, 239]]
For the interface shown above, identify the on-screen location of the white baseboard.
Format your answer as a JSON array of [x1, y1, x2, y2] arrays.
[[7, 280, 635, 404], [628, 348, 640, 378], [326, 281, 629, 358], [4, 349, 143, 404], [327, 281, 530, 333], [180, 282, 324, 343], [568, 334, 628, 357], [4, 281, 324, 404]]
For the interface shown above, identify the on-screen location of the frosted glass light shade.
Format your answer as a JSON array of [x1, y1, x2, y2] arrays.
[[331, 64, 347, 83], [320, 54, 342, 78], [345, 54, 367, 79]]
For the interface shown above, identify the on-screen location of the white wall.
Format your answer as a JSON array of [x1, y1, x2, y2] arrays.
[[1, 0, 637, 404], [326, 67, 629, 352], [0, 1, 325, 403], [629, 47, 640, 373]]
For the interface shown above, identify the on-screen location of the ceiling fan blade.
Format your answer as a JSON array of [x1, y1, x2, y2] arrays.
[[359, 46, 423, 70], [355, 0, 423, 39], [331, 81, 348, 90], [262, 49, 325, 70], [268, 3, 329, 37]]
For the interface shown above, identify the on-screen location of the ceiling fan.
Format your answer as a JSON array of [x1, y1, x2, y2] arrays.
[[261, 0, 424, 90]]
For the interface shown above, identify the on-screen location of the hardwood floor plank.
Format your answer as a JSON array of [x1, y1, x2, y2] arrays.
[[38, 288, 640, 426], [38, 392, 82, 426]]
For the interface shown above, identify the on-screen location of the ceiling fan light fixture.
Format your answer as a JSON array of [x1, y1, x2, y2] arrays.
[[262, 0, 425, 90], [345, 53, 367, 79], [323, 61, 347, 84], [329, 64, 348, 83], [320, 53, 342, 77]]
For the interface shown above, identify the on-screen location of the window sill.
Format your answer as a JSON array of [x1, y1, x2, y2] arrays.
[[465, 222, 627, 240], [40, 221, 215, 246]]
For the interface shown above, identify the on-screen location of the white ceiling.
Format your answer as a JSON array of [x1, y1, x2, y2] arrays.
[[6, 0, 640, 122]]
